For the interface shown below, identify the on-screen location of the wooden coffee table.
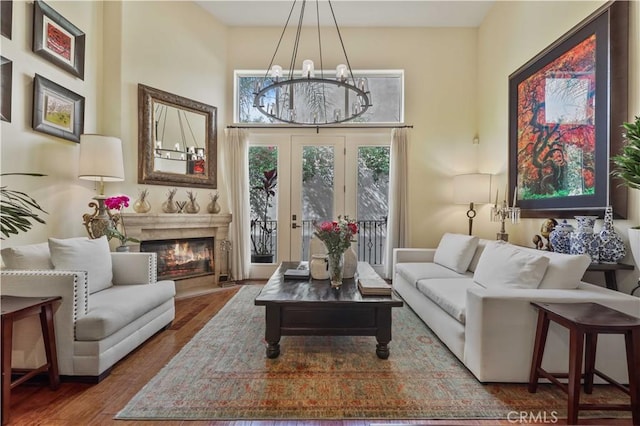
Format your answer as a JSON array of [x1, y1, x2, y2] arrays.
[[254, 261, 403, 359]]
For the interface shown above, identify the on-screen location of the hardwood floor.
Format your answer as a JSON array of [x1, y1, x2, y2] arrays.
[[6, 284, 632, 426]]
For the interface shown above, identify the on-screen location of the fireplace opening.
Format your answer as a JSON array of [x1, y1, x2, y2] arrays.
[[141, 237, 214, 281]]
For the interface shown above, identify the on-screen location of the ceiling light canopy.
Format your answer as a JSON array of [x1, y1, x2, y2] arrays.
[[253, 0, 372, 126]]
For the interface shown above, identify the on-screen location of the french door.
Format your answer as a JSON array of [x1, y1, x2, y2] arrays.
[[290, 136, 346, 261], [249, 132, 390, 278]]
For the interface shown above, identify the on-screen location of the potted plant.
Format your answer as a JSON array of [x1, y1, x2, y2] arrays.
[[104, 195, 140, 251], [612, 115, 640, 274], [251, 168, 277, 263], [0, 173, 47, 239]]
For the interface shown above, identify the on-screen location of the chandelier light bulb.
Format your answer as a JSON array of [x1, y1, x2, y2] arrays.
[[270, 65, 283, 80], [302, 59, 315, 78], [336, 64, 347, 82]]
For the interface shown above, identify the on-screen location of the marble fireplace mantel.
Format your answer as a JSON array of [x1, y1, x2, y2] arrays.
[[121, 213, 232, 295]]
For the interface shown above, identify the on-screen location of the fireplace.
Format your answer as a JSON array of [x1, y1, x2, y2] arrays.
[[120, 213, 232, 295], [141, 237, 214, 281]]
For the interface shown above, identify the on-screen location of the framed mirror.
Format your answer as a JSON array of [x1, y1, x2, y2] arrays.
[[138, 84, 217, 188]]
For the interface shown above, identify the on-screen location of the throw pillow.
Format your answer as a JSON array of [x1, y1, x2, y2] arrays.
[[1, 242, 53, 269], [433, 233, 479, 273], [518, 246, 591, 289], [467, 239, 489, 273], [49, 236, 113, 294], [473, 241, 550, 289]]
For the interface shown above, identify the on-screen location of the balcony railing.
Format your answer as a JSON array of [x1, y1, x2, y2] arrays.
[[250, 218, 387, 265]]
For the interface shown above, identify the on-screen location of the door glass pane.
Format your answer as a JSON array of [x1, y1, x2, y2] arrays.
[[301, 145, 335, 260], [357, 146, 390, 265], [249, 146, 278, 262]]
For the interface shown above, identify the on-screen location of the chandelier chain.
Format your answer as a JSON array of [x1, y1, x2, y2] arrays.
[[289, 1, 306, 80], [263, 0, 298, 81], [328, 0, 356, 86], [315, 0, 328, 123]]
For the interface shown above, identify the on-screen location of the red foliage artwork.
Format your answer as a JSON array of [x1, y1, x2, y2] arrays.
[[516, 35, 596, 201], [45, 22, 72, 61]]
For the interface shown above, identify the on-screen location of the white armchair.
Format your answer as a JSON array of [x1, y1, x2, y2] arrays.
[[1, 238, 175, 381]]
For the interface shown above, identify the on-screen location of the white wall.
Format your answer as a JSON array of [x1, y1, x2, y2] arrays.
[[477, 0, 640, 293], [103, 0, 228, 216], [1, 0, 103, 245], [1, 0, 228, 249]]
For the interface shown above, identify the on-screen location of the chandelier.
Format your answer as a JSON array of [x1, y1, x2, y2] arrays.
[[253, 0, 372, 125]]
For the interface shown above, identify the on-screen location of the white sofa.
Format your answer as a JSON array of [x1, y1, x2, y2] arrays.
[[392, 233, 640, 383], [1, 236, 175, 381]]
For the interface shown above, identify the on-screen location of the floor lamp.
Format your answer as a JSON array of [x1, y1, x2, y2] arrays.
[[78, 134, 125, 239], [453, 173, 492, 236]]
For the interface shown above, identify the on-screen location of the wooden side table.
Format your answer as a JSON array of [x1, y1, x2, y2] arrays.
[[528, 302, 640, 425], [1, 296, 61, 425], [585, 262, 634, 291]]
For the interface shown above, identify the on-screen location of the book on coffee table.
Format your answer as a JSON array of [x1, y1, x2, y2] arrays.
[[283, 268, 310, 280], [358, 278, 392, 296]]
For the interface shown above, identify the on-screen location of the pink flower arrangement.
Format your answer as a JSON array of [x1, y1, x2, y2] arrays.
[[104, 195, 139, 246], [104, 195, 130, 211], [314, 216, 358, 255]]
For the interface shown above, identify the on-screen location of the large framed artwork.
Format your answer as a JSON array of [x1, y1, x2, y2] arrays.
[[32, 74, 84, 143], [508, 1, 628, 219], [33, 0, 85, 79]]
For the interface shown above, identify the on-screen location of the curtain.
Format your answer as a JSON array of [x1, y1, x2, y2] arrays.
[[383, 128, 409, 279], [221, 128, 250, 280]]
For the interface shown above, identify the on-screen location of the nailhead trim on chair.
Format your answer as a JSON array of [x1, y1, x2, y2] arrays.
[[1, 270, 89, 338], [149, 252, 158, 283]]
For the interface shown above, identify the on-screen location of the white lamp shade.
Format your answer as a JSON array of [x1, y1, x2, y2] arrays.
[[78, 134, 125, 182], [453, 173, 492, 205]]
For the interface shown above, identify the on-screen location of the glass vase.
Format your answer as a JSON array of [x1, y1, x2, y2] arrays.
[[133, 198, 151, 214], [327, 252, 344, 289]]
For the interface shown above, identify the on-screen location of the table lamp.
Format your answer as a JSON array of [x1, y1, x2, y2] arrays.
[[453, 173, 492, 235], [78, 134, 125, 239]]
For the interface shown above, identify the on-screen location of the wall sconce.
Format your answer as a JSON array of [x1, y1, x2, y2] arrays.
[[453, 173, 492, 235], [78, 134, 125, 239]]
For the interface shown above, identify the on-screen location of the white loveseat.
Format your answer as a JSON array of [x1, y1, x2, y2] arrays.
[[1, 236, 175, 381], [392, 233, 640, 383]]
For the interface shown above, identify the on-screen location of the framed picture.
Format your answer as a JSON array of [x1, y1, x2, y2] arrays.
[[1, 56, 11, 122], [1, 0, 12, 39], [508, 1, 628, 219], [32, 0, 85, 79], [32, 74, 84, 143]]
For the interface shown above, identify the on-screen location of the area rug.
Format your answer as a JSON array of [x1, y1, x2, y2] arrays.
[[116, 285, 629, 421]]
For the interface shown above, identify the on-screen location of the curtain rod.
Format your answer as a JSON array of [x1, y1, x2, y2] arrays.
[[226, 124, 413, 133]]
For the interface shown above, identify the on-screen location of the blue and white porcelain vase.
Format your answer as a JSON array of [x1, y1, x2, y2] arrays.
[[549, 220, 573, 254], [598, 206, 626, 263], [570, 216, 599, 262]]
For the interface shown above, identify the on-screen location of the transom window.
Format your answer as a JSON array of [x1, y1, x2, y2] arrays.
[[234, 70, 404, 125]]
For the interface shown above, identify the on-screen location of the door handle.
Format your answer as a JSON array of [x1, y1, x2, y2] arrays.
[[292, 222, 297, 229]]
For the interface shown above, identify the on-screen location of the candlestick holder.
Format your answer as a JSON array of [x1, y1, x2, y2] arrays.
[[491, 200, 520, 242]]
